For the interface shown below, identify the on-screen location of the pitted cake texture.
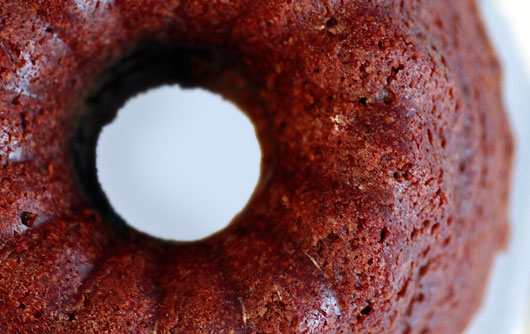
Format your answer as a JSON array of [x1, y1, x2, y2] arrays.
[[0, 0, 512, 333]]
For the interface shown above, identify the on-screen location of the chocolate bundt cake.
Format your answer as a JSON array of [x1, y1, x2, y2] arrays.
[[0, 0, 512, 333]]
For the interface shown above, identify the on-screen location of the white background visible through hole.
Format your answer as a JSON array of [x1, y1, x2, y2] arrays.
[[96, 86, 261, 241]]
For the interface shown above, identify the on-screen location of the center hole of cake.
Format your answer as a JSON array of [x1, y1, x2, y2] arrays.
[[96, 86, 261, 241]]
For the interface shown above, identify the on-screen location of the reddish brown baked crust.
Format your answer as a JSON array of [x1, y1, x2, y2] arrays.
[[0, 1, 512, 333]]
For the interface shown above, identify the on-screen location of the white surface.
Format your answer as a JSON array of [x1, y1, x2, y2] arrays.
[[96, 0, 530, 331], [494, 0, 530, 78], [97, 87, 261, 241]]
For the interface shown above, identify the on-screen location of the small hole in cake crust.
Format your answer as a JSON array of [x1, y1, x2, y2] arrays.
[[20, 211, 38, 228], [325, 17, 338, 28], [360, 305, 372, 316], [379, 227, 389, 243], [398, 278, 410, 298], [430, 223, 440, 235], [427, 129, 434, 146], [443, 236, 452, 247], [419, 262, 430, 277]]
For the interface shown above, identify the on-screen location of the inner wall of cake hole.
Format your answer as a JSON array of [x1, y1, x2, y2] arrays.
[[96, 85, 261, 241]]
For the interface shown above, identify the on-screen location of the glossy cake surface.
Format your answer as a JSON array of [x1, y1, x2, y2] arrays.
[[0, 1, 512, 333]]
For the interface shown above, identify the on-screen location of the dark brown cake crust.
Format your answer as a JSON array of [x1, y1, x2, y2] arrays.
[[0, 1, 512, 333]]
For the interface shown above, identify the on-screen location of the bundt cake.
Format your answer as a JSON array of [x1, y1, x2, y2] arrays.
[[0, 0, 513, 333]]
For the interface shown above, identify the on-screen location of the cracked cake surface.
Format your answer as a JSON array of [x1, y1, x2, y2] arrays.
[[0, 0, 512, 333]]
